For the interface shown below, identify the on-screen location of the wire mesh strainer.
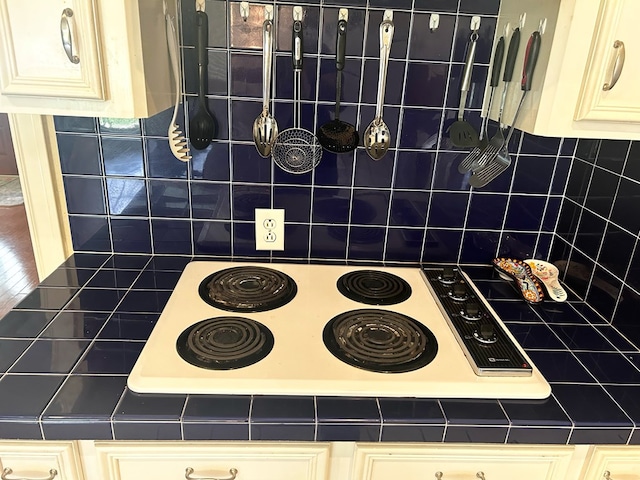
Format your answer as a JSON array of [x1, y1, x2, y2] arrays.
[[272, 9, 322, 174]]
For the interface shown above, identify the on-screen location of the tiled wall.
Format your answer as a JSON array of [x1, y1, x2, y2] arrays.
[[552, 139, 640, 344], [55, 0, 572, 265]]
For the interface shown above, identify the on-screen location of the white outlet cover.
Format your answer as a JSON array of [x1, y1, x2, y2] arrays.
[[255, 208, 285, 251]]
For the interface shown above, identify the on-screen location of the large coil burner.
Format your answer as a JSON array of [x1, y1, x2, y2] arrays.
[[337, 270, 412, 305], [323, 309, 438, 373], [198, 266, 297, 312], [176, 317, 274, 370]]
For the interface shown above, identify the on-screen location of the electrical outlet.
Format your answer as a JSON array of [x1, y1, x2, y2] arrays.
[[255, 208, 284, 250]]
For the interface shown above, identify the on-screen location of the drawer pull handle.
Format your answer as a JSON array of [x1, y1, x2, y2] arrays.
[[1, 468, 58, 480], [185, 468, 238, 480], [602, 40, 624, 91], [434, 472, 486, 479], [604, 471, 612, 480], [60, 8, 80, 64]]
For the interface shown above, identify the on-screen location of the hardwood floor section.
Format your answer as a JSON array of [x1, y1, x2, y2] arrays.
[[0, 203, 38, 318]]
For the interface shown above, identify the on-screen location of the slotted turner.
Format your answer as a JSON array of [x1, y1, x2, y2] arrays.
[[470, 30, 541, 188], [458, 35, 504, 173]]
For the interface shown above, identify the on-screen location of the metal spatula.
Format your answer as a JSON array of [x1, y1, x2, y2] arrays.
[[470, 30, 541, 188], [458, 35, 504, 173]]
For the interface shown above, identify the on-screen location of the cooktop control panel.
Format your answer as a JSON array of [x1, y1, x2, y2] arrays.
[[422, 267, 532, 377]]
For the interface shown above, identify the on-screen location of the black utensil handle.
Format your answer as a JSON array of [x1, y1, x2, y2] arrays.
[[336, 19, 347, 71], [292, 20, 303, 70], [503, 27, 520, 82], [196, 11, 208, 67], [521, 31, 541, 91], [490, 36, 505, 87]]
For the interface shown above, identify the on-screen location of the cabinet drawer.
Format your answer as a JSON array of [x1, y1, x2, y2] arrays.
[[0, 441, 84, 480], [354, 444, 575, 480], [94, 442, 330, 480], [581, 446, 640, 480]]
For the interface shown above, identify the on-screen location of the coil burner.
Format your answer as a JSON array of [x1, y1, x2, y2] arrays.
[[323, 309, 438, 373], [199, 266, 297, 312], [176, 317, 274, 370], [337, 270, 412, 305]]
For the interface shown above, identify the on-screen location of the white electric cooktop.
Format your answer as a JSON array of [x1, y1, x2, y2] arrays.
[[128, 261, 551, 399]]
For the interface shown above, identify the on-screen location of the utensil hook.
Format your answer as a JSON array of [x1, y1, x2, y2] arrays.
[[429, 13, 439, 32]]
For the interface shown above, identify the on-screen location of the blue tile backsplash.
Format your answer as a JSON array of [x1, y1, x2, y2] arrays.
[[54, 0, 570, 267], [552, 138, 640, 347]]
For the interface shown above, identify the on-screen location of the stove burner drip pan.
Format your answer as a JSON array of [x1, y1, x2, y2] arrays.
[[323, 309, 438, 373], [337, 270, 412, 305], [199, 266, 297, 312], [176, 317, 274, 370]]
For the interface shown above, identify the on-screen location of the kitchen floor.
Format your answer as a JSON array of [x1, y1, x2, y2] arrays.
[[0, 200, 38, 317]]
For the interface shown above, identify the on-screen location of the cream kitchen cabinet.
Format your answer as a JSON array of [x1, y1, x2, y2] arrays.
[[0, 0, 175, 118], [493, 0, 640, 140], [352, 444, 578, 480], [92, 442, 331, 480], [579, 446, 640, 480], [0, 441, 85, 480]]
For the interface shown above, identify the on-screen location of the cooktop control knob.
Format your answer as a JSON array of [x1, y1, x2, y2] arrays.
[[473, 323, 497, 344], [439, 267, 456, 285], [449, 283, 468, 302], [460, 302, 482, 321]]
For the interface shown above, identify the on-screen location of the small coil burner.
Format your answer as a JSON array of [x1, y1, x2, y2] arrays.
[[323, 309, 438, 373], [199, 266, 297, 312], [177, 317, 274, 370], [337, 270, 412, 305]]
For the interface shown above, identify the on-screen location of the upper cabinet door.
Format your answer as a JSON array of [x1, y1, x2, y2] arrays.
[[0, 0, 105, 100], [576, 0, 640, 122]]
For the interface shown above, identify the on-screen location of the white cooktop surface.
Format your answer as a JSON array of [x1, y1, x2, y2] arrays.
[[128, 261, 551, 398]]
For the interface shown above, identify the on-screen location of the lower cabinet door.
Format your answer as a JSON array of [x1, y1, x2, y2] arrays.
[[353, 444, 575, 480], [94, 442, 330, 480], [0, 441, 85, 480], [580, 446, 640, 480]]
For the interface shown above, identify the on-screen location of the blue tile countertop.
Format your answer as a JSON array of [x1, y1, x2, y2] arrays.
[[1, 254, 639, 445]]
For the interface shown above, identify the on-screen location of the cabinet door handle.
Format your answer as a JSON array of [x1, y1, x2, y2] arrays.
[[602, 40, 625, 91], [1, 468, 58, 480], [603, 470, 612, 480], [60, 8, 80, 64], [185, 467, 238, 480]]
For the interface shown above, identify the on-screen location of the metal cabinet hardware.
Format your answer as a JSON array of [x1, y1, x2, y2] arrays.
[[603, 40, 625, 91], [603, 470, 612, 480], [1, 468, 58, 480], [60, 8, 79, 64], [184, 467, 238, 480], [434, 471, 487, 479]]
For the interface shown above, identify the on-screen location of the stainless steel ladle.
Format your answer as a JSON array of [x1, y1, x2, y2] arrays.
[[253, 17, 278, 158], [364, 16, 394, 160]]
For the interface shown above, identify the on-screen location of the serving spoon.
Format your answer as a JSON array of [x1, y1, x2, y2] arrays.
[[364, 16, 394, 160], [253, 17, 278, 157], [189, 10, 216, 150]]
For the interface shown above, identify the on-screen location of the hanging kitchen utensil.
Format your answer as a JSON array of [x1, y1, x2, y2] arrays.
[[470, 30, 541, 188], [448, 30, 480, 148], [189, 8, 217, 150], [317, 11, 359, 154], [252, 8, 278, 158], [364, 12, 394, 160], [272, 7, 323, 174], [466, 27, 520, 174], [458, 35, 504, 173], [165, 5, 191, 162]]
